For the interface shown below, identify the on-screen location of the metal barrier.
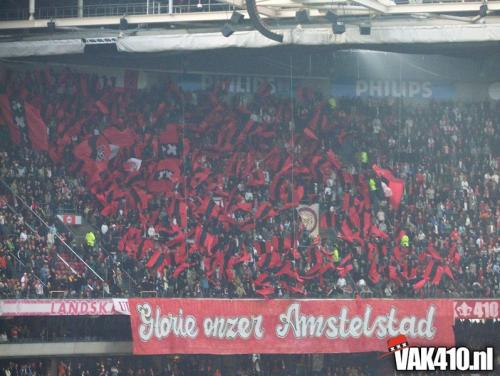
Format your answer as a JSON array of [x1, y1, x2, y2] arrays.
[[140, 290, 158, 297], [49, 290, 66, 298], [0, 1, 236, 21]]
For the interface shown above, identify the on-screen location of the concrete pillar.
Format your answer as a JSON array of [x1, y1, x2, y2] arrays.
[[49, 359, 57, 376], [78, 0, 84, 18], [29, 0, 35, 20], [169, 0, 173, 14]]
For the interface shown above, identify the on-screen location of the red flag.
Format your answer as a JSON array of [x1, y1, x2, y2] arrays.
[[102, 127, 137, 148], [255, 286, 274, 297], [159, 124, 179, 144], [368, 260, 380, 284], [303, 127, 319, 141], [152, 159, 181, 182], [413, 278, 428, 291], [389, 265, 400, 283], [372, 164, 405, 208], [146, 251, 162, 268], [173, 262, 191, 278], [95, 100, 109, 114], [432, 266, 444, 285], [0, 94, 21, 144], [326, 150, 341, 170], [28, 109, 50, 147]]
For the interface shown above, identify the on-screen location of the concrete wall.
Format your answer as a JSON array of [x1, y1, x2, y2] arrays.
[[0, 341, 132, 358]]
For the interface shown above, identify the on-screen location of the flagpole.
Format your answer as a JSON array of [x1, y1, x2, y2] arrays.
[[180, 58, 190, 292], [290, 55, 296, 253]]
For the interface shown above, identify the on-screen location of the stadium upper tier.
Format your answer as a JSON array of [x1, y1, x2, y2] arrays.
[[2, 1, 500, 56], [0, 66, 498, 300]]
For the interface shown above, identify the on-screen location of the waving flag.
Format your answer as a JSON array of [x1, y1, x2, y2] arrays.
[[0, 94, 21, 144], [298, 204, 320, 238], [372, 164, 404, 208], [124, 158, 142, 172]]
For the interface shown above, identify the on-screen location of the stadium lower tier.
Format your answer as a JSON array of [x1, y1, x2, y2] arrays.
[[0, 353, 379, 376], [0, 315, 499, 375]]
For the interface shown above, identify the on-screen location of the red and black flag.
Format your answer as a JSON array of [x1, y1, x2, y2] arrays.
[[152, 159, 181, 182], [372, 164, 405, 208], [169, 198, 188, 229], [0, 94, 22, 144], [24, 102, 49, 151], [198, 197, 221, 220], [74, 135, 112, 162], [194, 225, 217, 253], [320, 210, 336, 229], [159, 124, 182, 158], [135, 238, 155, 260], [255, 202, 278, 221], [146, 250, 165, 270], [102, 126, 137, 148]]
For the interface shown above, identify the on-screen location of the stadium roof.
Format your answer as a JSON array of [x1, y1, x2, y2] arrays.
[[0, 0, 500, 57]]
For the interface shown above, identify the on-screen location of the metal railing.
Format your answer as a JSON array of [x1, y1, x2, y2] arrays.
[[0, 179, 104, 283], [0, 1, 236, 21]]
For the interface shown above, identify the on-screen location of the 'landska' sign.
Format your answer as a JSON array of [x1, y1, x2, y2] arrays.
[[129, 299, 455, 355]]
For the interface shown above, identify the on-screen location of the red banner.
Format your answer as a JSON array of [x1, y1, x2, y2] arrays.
[[454, 300, 500, 320], [129, 299, 455, 355]]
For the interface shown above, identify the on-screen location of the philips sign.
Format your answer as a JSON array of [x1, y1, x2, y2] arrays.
[[332, 80, 455, 99]]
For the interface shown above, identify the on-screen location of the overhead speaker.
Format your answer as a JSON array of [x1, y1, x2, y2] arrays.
[[222, 23, 234, 37], [332, 21, 345, 35], [479, 4, 488, 17], [47, 20, 56, 32], [295, 9, 310, 24], [120, 17, 128, 30], [359, 22, 371, 35], [230, 11, 244, 25]]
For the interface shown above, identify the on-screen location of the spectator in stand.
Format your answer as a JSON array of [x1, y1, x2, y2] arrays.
[[0, 67, 497, 300]]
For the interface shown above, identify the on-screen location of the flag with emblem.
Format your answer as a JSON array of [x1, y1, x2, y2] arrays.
[[297, 204, 319, 238], [159, 124, 181, 158]]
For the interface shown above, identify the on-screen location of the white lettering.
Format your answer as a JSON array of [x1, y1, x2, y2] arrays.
[[275, 304, 436, 341], [203, 315, 263, 340], [137, 304, 198, 342], [356, 80, 369, 96]]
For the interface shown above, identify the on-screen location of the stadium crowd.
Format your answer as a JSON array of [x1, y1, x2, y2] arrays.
[[0, 66, 498, 300], [0, 354, 374, 376]]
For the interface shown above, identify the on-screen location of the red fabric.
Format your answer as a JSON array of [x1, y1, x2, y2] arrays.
[[303, 127, 319, 141], [159, 124, 179, 144], [103, 127, 137, 148], [0, 94, 21, 144], [129, 298, 455, 354], [24, 102, 48, 151], [372, 164, 405, 208]]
